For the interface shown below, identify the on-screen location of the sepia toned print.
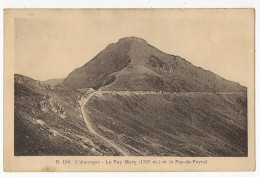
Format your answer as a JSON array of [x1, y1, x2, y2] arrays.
[[14, 37, 247, 157], [4, 9, 255, 171]]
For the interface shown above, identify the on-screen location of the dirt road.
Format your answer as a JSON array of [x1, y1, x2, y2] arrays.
[[80, 92, 129, 156]]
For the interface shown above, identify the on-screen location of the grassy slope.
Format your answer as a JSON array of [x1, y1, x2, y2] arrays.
[[86, 92, 247, 156], [14, 79, 121, 156]]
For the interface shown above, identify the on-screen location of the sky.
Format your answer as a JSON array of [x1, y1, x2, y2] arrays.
[[14, 9, 254, 86]]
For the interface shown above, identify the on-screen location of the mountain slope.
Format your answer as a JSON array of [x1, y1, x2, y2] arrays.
[[14, 74, 247, 156], [14, 74, 122, 156], [85, 91, 247, 156], [63, 37, 245, 92]]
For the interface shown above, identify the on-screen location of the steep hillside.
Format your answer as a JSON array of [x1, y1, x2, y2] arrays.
[[14, 74, 122, 156], [15, 74, 248, 156], [63, 37, 245, 92], [85, 91, 247, 156]]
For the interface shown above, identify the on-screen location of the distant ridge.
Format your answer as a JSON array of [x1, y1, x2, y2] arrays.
[[43, 78, 64, 86]]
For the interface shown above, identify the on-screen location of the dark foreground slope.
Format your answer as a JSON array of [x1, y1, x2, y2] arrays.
[[85, 91, 247, 156], [14, 74, 121, 156], [63, 37, 245, 93]]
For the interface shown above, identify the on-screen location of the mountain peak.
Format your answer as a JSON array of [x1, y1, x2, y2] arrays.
[[117, 36, 148, 45], [63, 37, 246, 92]]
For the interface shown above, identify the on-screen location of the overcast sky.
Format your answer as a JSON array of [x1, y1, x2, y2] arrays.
[[14, 9, 254, 86]]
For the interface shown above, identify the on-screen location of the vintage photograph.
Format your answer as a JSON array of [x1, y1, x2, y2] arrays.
[[4, 9, 255, 171]]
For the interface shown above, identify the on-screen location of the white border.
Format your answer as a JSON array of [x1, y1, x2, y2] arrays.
[[0, 0, 257, 8], [0, 0, 259, 177]]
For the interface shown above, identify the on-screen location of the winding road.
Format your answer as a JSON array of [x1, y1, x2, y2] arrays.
[[80, 91, 129, 156]]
